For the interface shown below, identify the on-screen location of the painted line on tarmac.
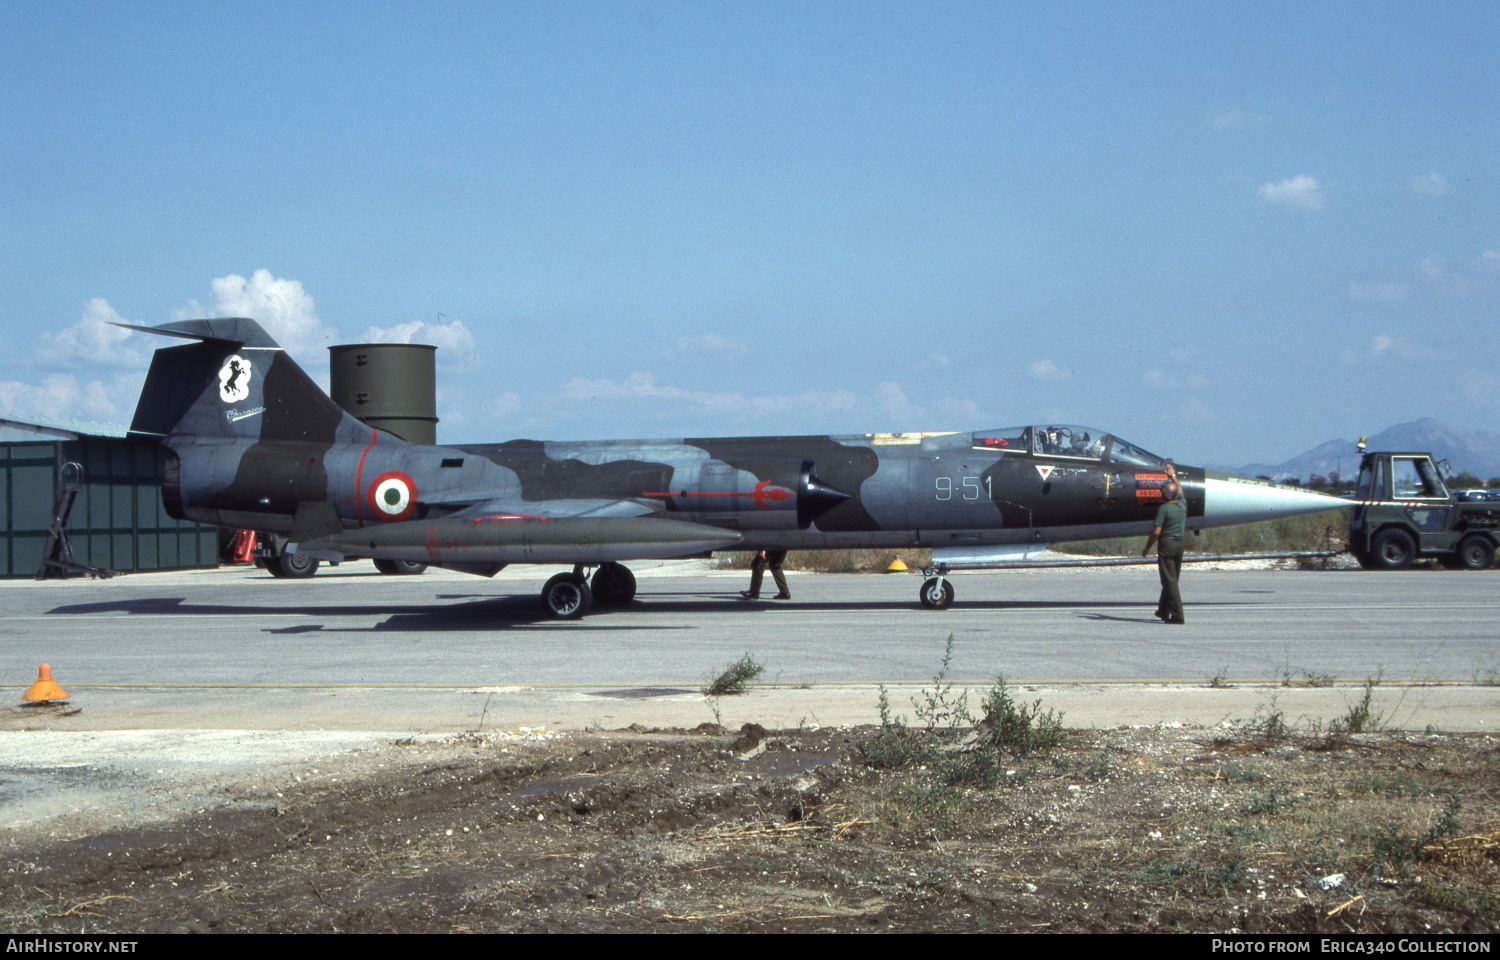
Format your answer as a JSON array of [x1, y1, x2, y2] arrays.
[[52, 677, 1488, 690]]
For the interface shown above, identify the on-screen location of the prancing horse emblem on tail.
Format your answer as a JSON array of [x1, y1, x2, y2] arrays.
[[218, 355, 252, 403]]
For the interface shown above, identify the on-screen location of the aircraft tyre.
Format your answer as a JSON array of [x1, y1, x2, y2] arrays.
[[1369, 528, 1417, 570], [919, 577, 954, 610], [269, 551, 320, 579], [373, 559, 428, 575], [591, 562, 637, 607], [541, 573, 593, 619], [1453, 535, 1495, 571]]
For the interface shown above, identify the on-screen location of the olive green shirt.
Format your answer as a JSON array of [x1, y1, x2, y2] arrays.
[[1153, 496, 1187, 539]]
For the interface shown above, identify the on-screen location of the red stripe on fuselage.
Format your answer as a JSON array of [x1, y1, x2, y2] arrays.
[[641, 480, 792, 509], [353, 428, 380, 527]]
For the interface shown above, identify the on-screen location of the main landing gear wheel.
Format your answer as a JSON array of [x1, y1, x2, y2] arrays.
[[1370, 528, 1417, 570], [590, 562, 637, 607], [919, 577, 954, 610], [268, 551, 320, 579], [373, 559, 428, 575], [541, 572, 593, 619]]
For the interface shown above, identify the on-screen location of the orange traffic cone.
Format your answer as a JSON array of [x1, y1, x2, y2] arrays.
[[23, 663, 68, 703]]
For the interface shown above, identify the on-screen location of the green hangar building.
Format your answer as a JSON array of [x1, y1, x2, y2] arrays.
[[0, 418, 218, 579]]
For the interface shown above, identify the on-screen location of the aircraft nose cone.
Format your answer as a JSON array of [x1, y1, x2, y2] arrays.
[[1200, 471, 1347, 528]]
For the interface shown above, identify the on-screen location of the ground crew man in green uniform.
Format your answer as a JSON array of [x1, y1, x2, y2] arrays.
[[1142, 480, 1187, 624], [741, 549, 791, 600]]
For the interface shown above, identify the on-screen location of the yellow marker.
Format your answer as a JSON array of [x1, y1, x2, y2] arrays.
[[23, 663, 69, 702]]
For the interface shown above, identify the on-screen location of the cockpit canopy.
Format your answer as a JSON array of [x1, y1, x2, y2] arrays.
[[971, 425, 1166, 467]]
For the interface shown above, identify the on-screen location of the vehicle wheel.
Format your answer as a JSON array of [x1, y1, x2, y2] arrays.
[[270, 551, 320, 579], [591, 562, 637, 607], [1369, 528, 1417, 570], [1351, 547, 1381, 570], [919, 577, 954, 610], [541, 573, 593, 619], [1454, 535, 1496, 571], [373, 559, 428, 575]]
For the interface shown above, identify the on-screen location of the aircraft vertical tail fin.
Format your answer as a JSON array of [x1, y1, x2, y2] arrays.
[[123, 318, 381, 445]]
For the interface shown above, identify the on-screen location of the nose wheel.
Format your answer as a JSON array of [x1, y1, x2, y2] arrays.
[[919, 576, 954, 610]]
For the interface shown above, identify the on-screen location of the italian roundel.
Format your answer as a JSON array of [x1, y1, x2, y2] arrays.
[[367, 472, 417, 521]]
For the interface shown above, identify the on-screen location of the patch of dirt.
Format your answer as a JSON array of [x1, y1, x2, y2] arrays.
[[3, 725, 1497, 933]]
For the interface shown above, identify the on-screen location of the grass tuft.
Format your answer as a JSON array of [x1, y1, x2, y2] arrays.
[[702, 653, 765, 697]]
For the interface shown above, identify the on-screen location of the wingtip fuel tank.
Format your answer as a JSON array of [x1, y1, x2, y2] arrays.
[[307, 514, 744, 566]]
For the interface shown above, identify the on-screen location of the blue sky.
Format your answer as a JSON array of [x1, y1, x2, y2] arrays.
[[1, 1, 1495, 467]]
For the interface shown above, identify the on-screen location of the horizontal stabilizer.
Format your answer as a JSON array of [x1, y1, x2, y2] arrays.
[[112, 317, 282, 347]]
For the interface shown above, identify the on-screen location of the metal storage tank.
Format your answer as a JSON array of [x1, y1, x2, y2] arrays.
[[328, 343, 439, 444]]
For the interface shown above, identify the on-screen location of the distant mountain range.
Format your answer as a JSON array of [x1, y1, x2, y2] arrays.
[[1221, 419, 1500, 483]]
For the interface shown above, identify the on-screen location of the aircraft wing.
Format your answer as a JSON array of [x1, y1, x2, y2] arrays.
[[296, 496, 744, 572]]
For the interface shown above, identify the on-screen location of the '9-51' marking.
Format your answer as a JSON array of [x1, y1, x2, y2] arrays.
[[935, 476, 992, 501]]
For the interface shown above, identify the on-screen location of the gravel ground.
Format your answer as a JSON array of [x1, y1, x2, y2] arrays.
[[2, 721, 1497, 934]]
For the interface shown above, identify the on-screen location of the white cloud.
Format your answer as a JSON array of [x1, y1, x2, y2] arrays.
[[560, 371, 862, 418], [361, 319, 479, 363], [1339, 334, 1395, 364], [551, 371, 986, 433], [0, 373, 123, 422], [673, 334, 748, 359], [487, 390, 523, 418], [1208, 107, 1270, 131], [874, 382, 923, 424], [1458, 368, 1499, 404], [1420, 250, 1499, 297], [176, 269, 335, 353], [860, 382, 978, 429], [1143, 366, 1210, 390], [36, 298, 145, 367], [1209, 109, 1247, 130], [1030, 359, 1066, 379], [1409, 172, 1447, 196], [563, 372, 710, 405], [1257, 174, 1327, 212]]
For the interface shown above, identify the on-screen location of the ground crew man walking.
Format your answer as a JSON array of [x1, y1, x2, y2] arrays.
[[741, 549, 791, 600], [1142, 480, 1187, 624]]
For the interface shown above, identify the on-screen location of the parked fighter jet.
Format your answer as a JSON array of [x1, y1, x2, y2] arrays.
[[120, 317, 1344, 617]]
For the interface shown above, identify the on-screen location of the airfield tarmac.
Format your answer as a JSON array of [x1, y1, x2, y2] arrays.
[[2, 558, 1497, 733]]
